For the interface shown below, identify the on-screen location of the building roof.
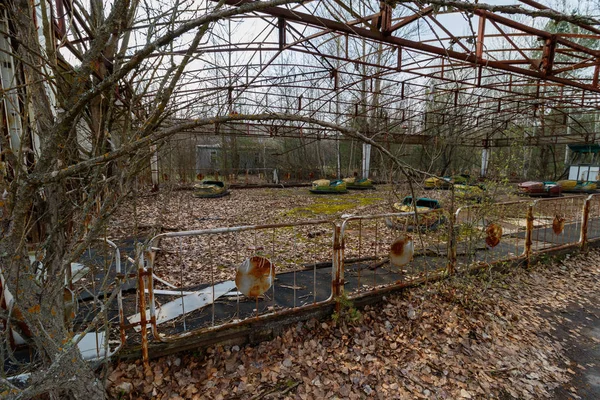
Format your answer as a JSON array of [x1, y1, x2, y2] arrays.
[[568, 144, 600, 154]]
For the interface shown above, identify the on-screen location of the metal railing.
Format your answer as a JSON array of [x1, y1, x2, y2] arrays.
[[2, 238, 127, 370], [585, 194, 600, 245], [123, 194, 600, 364], [530, 196, 587, 253], [135, 220, 336, 344], [454, 199, 532, 268], [73, 238, 125, 363], [337, 211, 448, 298]]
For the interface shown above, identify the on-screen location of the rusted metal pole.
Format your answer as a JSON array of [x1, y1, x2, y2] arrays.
[[580, 195, 592, 251], [525, 204, 534, 267], [332, 224, 344, 309], [476, 15, 486, 61], [447, 187, 457, 274], [146, 265, 158, 338], [102, 239, 128, 349], [143, 249, 159, 339], [112, 254, 126, 346], [136, 245, 150, 369], [55, 0, 67, 37]]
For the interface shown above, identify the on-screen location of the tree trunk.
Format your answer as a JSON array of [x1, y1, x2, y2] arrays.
[[2, 1, 109, 397]]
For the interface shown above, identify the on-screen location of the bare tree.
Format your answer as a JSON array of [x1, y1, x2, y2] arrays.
[[0, 0, 597, 398], [0, 1, 302, 398]]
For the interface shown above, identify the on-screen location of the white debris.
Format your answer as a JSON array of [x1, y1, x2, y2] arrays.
[[128, 280, 237, 331]]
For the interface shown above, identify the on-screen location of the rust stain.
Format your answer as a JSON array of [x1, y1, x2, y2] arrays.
[[11, 307, 33, 337], [389, 235, 414, 267], [552, 215, 565, 235], [119, 307, 127, 345], [248, 284, 262, 298], [390, 237, 407, 257], [236, 256, 275, 298], [144, 249, 156, 266], [485, 223, 503, 248], [248, 256, 273, 277], [5, 302, 33, 337]]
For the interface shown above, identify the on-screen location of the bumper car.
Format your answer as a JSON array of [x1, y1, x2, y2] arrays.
[[424, 174, 471, 190], [343, 177, 375, 190], [455, 184, 485, 202], [310, 179, 348, 194], [192, 180, 230, 198], [451, 174, 471, 185], [424, 176, 451, 189], [385, 196, 445, 231], [518, 181, 561, 197], [557, 180, 597, 193]]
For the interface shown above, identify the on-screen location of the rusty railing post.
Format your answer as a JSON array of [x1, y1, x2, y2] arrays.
[[446, 189, 457, 275], [136, 244, 150, 369], [332, 224, 345, 309], [580, 195, 592, 252], [117, 277, 126, 346], [110, 240, 127, 349], [447, 208, 458, 275], [144, 248, 158, 339], [525, 203, 534, 267]]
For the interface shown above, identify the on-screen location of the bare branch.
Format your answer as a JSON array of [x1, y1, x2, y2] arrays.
[[30, 112, 440, 185], [52, 0, 302, 141], [392, 0, 600, 26]]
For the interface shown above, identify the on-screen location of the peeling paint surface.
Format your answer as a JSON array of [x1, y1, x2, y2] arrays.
[[389, 235, 414, 267], [235, 256, 275, 297], [485, 223, 503, 248]]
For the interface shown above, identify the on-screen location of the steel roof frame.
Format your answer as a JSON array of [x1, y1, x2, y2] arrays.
[[49, 0, 600, 147]]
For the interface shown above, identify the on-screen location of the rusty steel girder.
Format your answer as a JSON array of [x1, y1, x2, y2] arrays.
[[216, 0, 600, 93], [42, 0, 600, 147]]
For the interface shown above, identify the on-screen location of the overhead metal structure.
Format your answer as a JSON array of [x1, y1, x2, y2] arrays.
[[38, 0, 600, 147]]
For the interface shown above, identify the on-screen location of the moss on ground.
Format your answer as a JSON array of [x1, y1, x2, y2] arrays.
[[284, 192, 384, 217]]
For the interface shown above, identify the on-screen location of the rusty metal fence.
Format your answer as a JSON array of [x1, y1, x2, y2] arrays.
[[3, 239, 125, 382], [10, 194, 600, 375], [585, 194, 600, 244], [67, 239, 125, 363], [118, 194, 600, 364], [130, 220, 335, 350], [530, 196, 587, 253], [337, 212, 448, 298], [453, 200, 530, 268]]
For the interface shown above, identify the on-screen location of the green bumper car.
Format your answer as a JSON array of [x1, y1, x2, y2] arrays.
[[343, 177, 375, 190], [385, 196, 446, 232], [310, 179, 348, 194], [455, 184, 486, 202]]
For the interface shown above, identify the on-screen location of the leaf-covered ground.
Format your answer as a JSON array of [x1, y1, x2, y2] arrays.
[[105, 248, 600, 399], [108, 184, 520, 286], [108, 183, 521, 238]]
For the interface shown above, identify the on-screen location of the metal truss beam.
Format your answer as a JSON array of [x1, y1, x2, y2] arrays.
[[218, 0, 600, 93]]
